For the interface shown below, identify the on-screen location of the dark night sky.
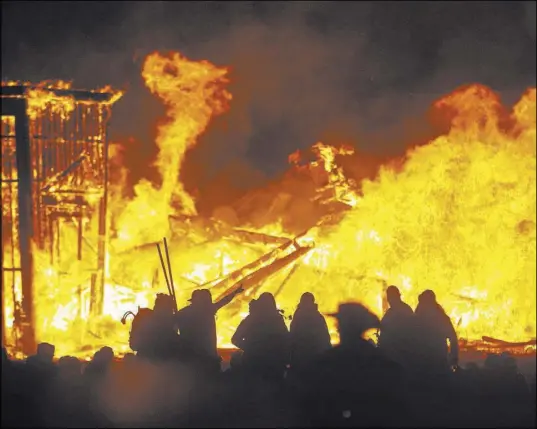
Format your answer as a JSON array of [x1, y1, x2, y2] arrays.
[[2, 1, 536, 187]]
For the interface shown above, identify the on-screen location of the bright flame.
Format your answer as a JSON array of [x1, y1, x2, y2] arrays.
[[2, 80, 123, 121], [26, 81, 76, 120], [322, 85, 536, 341], [111, 52, 232, 253], [142, 52, 231, 216], [1, 55, 535, 358]]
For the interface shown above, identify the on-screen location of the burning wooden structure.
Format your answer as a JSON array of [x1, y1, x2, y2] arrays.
[[1, 82, 122, 355]]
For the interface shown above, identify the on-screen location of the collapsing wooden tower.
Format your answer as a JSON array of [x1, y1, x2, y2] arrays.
[[1, 82, 122, 355]]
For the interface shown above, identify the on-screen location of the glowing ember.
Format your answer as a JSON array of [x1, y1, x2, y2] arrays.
[[1, 53, 535, 359], [26, 81, 76, 120], [2, 80, 123, 121]]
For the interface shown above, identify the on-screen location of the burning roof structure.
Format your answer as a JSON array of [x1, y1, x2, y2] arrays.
[[1, 81, 122, 355], [1, 52, 536, 358]]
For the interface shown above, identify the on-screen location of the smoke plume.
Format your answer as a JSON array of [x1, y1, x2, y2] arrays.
[[2, 1, 535, 197]]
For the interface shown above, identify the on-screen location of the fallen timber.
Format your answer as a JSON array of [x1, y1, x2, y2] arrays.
[[482, 336, 537, 348], [203, 229, 307, 288], [225, 228, 290, 246], [274, 262, 301, 299], [113, 223, 288, 258], [458, 337, 537, 355], [223, 246, 312, 298], [213, 238, 314, 302]]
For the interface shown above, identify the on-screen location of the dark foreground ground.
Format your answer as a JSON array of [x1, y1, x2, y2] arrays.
[[220, 347, 537, 376], [2, 350, 536, 428]]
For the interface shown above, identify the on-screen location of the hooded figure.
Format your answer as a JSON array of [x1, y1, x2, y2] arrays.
[[290, 292, 331, 371], [176, 287, 243, 360], [231, 292, 289, 381], [299, 303, 407, 427], [378, 286, 415, 370], [231, 298, 258, 354], [414, 290, 459, 375]]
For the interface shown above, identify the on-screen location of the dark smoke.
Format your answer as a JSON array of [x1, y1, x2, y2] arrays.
[[2, 1, 535, 200], [524, 1, 537, 41]]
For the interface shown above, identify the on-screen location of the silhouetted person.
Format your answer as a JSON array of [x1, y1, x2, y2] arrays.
[[476, 352, 534, 427], [176, 287, 243, 374], [378, 285, 415, 371], [299, 303, 407, 427], [176, 287, 243, 359], [52, 356, 85, 427], [24, 343, 57, 426], [414, 290, 459, 377], [231, 299, 258, 357], [486, 352, 531, 404], [289, 292, 331, 372], [26, 342, 55, 370], [232, 292, 289, 382], [130, 293, 179, 361], [84, 347, 115, 427], [151, 293, 180, 359], [58, 356, 82, 379], [85, 346, 114, 380], [123, 352, 137, 368], [25, 342, 57, 392]]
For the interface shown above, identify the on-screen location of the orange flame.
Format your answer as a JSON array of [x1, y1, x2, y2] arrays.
[[142, 51, 231, 216], [1, 56, 535, 359], [111, 52, 232, 253]]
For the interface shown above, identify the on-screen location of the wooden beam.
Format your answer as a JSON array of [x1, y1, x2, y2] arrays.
[[214, 245, 312, 302]]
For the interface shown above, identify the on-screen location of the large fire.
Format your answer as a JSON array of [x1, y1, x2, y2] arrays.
[[2, 52, 536, 358]]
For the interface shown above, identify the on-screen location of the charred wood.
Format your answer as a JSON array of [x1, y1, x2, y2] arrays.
[[229, 228, 290, 246], [214, 245, 313, 302], [482, 336, 537, 347]]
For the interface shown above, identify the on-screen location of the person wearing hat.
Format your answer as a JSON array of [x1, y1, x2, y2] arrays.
[[298, 302, 407, 427], [378, 286, 415, 371], [326, 302, 381, 346], [175, 286, 244, 369]]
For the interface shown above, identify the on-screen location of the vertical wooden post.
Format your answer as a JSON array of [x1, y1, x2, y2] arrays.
[[14, 99, 36, 356], [91, 107, 109, 317], [1, 209, 5, 349]]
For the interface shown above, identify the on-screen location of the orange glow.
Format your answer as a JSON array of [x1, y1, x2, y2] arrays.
[[1, 54, 535, 359]]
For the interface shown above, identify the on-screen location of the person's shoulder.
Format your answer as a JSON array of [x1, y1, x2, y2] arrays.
[[177, 305, 191, 315], [315, 310, 328, 320]]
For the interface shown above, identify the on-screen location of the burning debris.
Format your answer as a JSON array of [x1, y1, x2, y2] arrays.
[[1, 81, 123, 355], [1, 52, 536, 359]]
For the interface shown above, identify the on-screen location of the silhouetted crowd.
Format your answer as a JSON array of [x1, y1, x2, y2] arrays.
[[2, 286, 536, 428]]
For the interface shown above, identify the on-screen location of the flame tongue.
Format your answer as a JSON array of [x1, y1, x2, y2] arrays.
[[111, 52, 232, 252], [142, 52, 232, 217], [2, 55, 536, 359]]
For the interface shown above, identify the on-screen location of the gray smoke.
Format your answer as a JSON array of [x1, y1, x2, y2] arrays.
[[525, 1, 537, 41], [2, 1, 535, 189]]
